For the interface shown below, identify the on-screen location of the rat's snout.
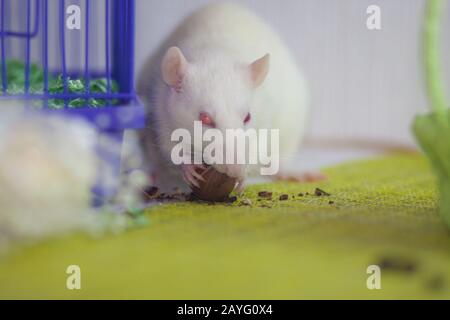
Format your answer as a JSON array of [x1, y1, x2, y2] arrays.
[[225, 164, 246, 180], [213, 163, 246, 181]]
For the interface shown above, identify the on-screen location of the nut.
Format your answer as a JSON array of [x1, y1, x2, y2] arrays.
[[191, 166, 237, 202]]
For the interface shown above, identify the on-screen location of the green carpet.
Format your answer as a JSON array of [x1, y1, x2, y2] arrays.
[[1, 154, 449, 299]]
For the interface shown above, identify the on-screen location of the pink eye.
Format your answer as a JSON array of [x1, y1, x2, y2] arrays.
[[244, 113, 251, 124], [199, 112, 215, 127]]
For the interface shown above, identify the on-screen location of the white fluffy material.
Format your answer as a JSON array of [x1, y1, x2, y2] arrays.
[[0, 106, 98, 250]]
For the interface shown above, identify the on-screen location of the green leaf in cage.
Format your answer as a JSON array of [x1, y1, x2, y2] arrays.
[[1, 59, 119, 108]]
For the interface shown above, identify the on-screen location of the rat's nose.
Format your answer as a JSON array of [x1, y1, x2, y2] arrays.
[[226, 164, 246, 179], [214, 163, 246, 180]]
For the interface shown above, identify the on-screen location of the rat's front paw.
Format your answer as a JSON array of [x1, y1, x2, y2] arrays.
[[181, 164, 207, 188]]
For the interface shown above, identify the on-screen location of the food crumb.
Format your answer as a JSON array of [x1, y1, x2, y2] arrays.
[[315, 188, 331, 197], [142, 186, 159, 200], [425, 275, 446, 292], [241, 198, 252, 206], [258, 191, 273, 199], [279, 194, 289, 201], [377, 256, 417, 274]]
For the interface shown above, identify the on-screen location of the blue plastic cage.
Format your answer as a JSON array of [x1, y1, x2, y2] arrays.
[[0, 0, 145, 205]]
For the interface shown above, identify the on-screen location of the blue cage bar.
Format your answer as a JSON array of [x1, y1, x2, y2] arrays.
[[0, 0, 145, 205]]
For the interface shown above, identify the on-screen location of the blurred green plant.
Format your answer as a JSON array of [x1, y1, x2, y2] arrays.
[[48, 75, 119, 109], [0, 60, 118, 108], [0, 60, 45, 94], [413, 0, 450, 227]]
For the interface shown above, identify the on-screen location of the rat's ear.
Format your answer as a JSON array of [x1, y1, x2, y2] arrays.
[[161, 46, 188, 90], [249, 53, 270, 88]]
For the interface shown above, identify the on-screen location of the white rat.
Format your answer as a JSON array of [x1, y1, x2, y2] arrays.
[[138, 3, 309, 193]]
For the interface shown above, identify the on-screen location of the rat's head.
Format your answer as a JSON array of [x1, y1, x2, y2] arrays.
[[161, 46, 270, 180]]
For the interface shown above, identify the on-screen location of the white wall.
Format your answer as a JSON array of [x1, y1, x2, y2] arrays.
[[135, 0, 449, 147]]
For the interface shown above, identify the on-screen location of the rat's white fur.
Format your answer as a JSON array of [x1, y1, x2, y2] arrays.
[[138, 3, 308, 192]]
